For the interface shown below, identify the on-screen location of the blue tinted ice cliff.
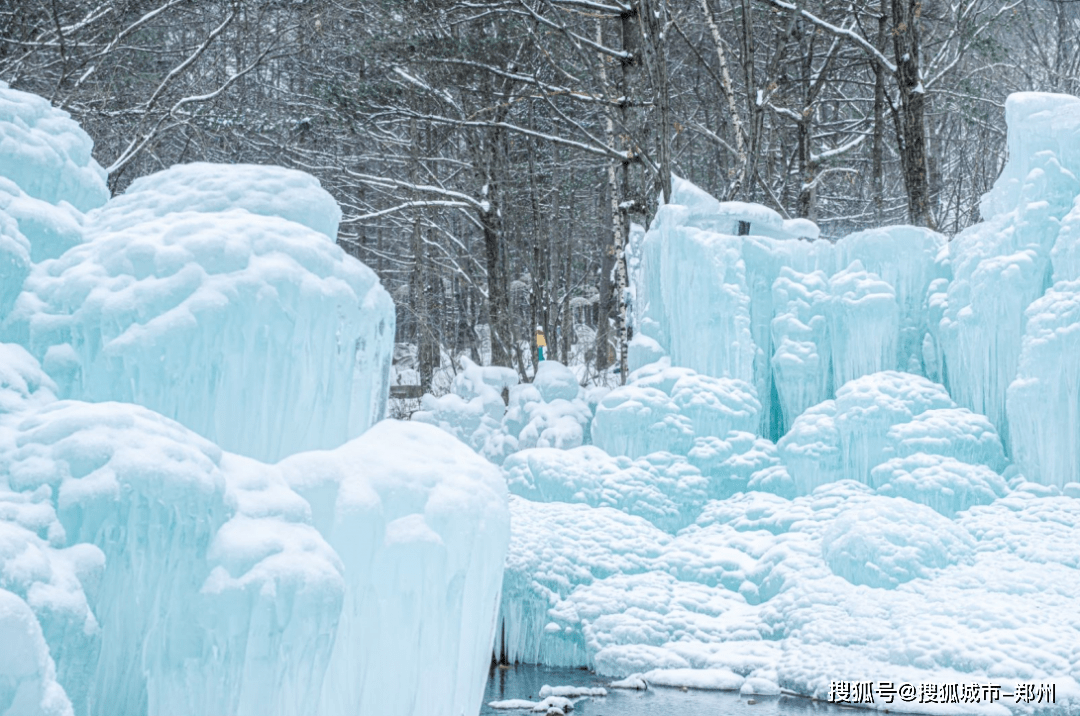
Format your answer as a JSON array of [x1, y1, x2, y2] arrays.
[[0, 82, 509, 716]]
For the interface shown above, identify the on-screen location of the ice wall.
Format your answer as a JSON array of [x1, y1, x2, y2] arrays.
[[935, 93, 1080, 447], [632, 177, 944, 439]]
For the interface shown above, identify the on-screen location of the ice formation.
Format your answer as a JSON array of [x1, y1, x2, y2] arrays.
[[632, 177, 945, 438], [7, 67, 1080, 716], [414, 358, 599, 464], [503, 446, 708, 532], [0, 83, 507, 716], [1, 379, 509, 716], [0, 81, 107, 322], [592, 361, 760, 459], [280, 421, 509, 716], [6, 162, 394, 463], [487, 90, 1080, 713], [0, 82, 108, 214]]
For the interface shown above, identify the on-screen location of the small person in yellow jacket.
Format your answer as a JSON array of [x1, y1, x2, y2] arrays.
[[536, 327, 547, 362]]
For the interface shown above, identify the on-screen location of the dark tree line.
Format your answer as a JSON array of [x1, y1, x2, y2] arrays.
[[2, 0, 1075, 388]]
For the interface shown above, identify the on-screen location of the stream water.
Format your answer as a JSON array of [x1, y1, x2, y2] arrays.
[[480, 664, 849, 716]]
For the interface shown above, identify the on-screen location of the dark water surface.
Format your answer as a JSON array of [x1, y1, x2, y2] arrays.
[[481, 664, 848, 716]]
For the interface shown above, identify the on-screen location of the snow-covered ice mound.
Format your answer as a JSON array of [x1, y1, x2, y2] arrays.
[[0, 82, 108, 214], [415, 358, 598, 464], [85, 162, 341, 240], [9, 167, 393, 462], [4, 396, 344, 716], [499, 475, 1080, 705], [0, 82, 110, 317], [776, 371, 1006, 496], [280, 420, 510, 716], [591, 361, 760, 459], [504, 446, 708, 532]]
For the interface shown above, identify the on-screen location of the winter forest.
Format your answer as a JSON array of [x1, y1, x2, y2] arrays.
[[4, 0, 1061, 387], [5, 1, 1080, 716]]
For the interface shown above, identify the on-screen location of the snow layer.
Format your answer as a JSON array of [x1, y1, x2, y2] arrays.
[[10, 166, 393, 462], [499, 476, 1080, 708], [85, 163, 340, 241]]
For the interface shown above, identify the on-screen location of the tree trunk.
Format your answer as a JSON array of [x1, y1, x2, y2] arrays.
[[872, 0, 886, 224], [409, 119, 436, 393], [892, 0, 935, 228]]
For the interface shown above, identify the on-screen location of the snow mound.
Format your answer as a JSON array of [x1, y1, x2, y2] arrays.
[[503, 446, 706, 532], [885, 407, 1007, 470], [415, 358, 595, 464], [778, 371, 959, 493], [0, 178, 85, 263], [820, 496, 976, 588], [592, 361, 759, 459], [687, 431, 781, 499], [870, 454, 1008, 516]]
